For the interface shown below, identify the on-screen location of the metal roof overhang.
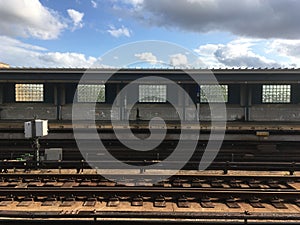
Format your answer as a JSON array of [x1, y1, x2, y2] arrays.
[[0, 68, 300, 84]]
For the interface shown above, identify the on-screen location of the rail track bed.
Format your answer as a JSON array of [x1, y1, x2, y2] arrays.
[[0, 171, 300, 223], [0, 172, 299, 189]]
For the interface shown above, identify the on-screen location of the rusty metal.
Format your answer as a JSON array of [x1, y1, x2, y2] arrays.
[[229, 179, 241, 188], [249, 197, 264, 208], [1, 210, 300, 222], [248, 180, 261, 189], [267, 180, 281, 189], [270, 197, 287, 209], [107, 196, 120, 207], [83, 197, 97, 207], [177, 196, 190, 208], [200, 197, 214, 208], [131, 196, 143, 207], [0, 173, 299, 183], [211, 179, 224, 188], [154, 195, 166, 207], [225, 197, 240, 208], [2, 160, 300, 172]]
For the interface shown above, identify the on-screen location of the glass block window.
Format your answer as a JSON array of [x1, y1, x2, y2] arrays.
[[262, 85, 291, 103], [15, 84, 44, 102], [77, 84, 105, 102], [200, 85, 228, 103], [139, 85, 167, 103]]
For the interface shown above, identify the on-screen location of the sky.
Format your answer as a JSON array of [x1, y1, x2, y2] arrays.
[[0, 0, 300, 68]]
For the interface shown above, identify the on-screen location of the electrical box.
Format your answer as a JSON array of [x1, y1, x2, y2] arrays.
[[24, 120, 48, 138], [24, 121, 33, 138], [35, 120, 48, 137], [44, 148, 62, 161]]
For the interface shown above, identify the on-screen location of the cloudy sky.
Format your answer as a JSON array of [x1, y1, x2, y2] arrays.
[[0, 0, 299, 68]]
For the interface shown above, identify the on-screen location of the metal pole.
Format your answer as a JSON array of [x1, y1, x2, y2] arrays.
[[31, 117, 39, 169], [33, 137, 40, 169]]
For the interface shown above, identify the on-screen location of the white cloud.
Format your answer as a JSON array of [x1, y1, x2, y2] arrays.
[[134, 52, 157, 64], [124, 0, 144, 6], [67, 9, 84, 30], [194, 44, 223, 68], [268, 39, 300, 58], [38, 52, 98, 68], [107, 25, 131, 38], [116, 0, 144, 8], [267, 39, 300, 67], [91, 0, 98, 8], [0, 36, 47, 51], [0, 0, 66, 40], [128, 0, 144, 4], [195, 39, 282, 68], [169, 53, 189, 68], [117, 0, 300, 39], [0, 36, 103, 68]]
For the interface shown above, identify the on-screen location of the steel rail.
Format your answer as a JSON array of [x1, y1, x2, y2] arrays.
[[0, 187, 299, 200], [1, 160, 299, 172], [0, 173, 299, 183], [1, 211, 300, 221]]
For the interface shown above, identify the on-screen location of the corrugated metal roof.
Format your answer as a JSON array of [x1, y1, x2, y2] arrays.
[[1, 67, 300, 71]]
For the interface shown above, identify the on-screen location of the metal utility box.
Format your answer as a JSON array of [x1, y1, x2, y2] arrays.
[[35, 120, 48, 137], [44, 148, 63, 161], [24, 121, 33, 138], [24, 120, 48, 138]]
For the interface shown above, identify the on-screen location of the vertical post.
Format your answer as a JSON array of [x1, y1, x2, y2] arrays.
[[31, 119, 40, 169], [116, 83, 121, 120], [0, 84, 3, 120], [136, 107, 140, 120], [33, 137, 40, 169], [123, 86, 127, 121], [196, 85, 200, 122], [59, 84, 66, 120], [247, 85, 252, 121], [54, 85, 59, 120], [180, 84, 186, 121], [0, 84, 3, 104], [240, 84, 251, 121]]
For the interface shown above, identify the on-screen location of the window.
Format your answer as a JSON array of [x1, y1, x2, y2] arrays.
[[200, 85, 228, 103], [139, 85, 167, 103], [77, 84, 105, 102], [15, 84, 44, 102], [262, 85, 291, 103]]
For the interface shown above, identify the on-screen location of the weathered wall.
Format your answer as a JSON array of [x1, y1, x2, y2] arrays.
[[1, 103, 299, 122], [65, 104, 182, 121], [62, 104, 120, 120], [128, 104, 181, 121], [249, 104, 300, 121], [68, 104, 245, 121], [0, 103, 57, 120], [199, 104, 244, 121]]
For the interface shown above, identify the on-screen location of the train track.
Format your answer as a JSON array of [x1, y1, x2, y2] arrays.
[[1, 160, 299, 175], [1, 119, 300, 223], [0, 171, 299, 223], [1, 186, 300, 202], [0, 177, 300, 223], [0, 172, 299, 186]]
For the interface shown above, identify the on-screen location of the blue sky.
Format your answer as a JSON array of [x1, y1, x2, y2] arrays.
[[0, 0, 300, 68]]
